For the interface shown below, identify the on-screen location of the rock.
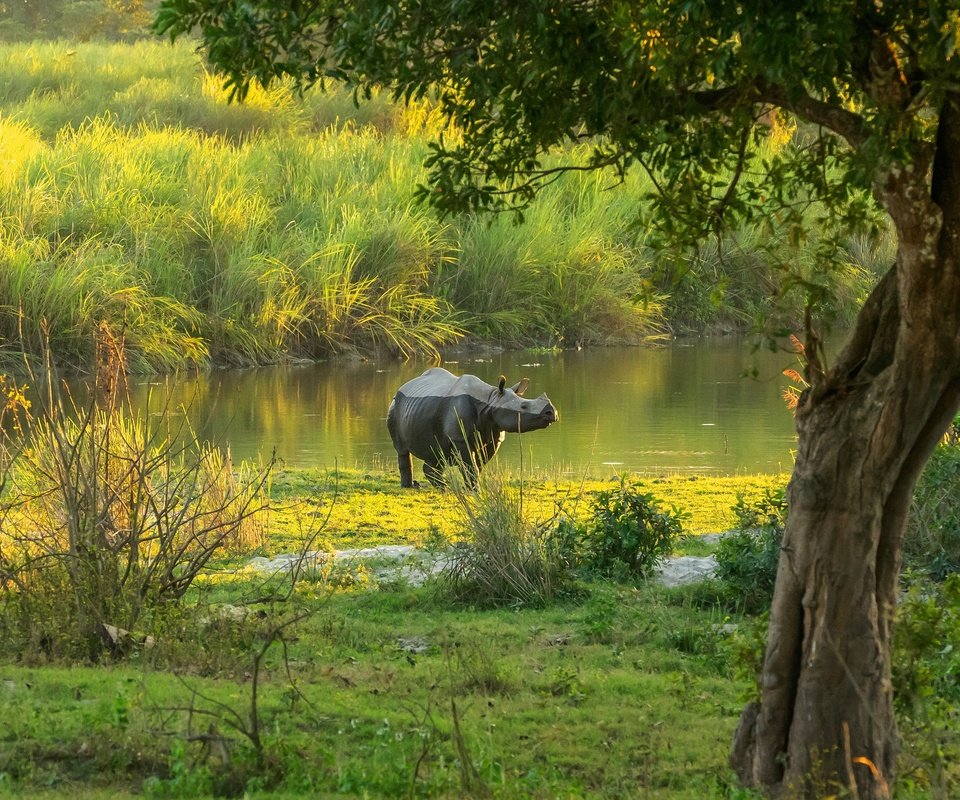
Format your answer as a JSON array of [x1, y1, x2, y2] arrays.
[[246, 544, 449, 587], [396, 637, 430, 654], [247, 544, 722, 589], [712, 622, 739, 636], [656, 555, 718, 587]]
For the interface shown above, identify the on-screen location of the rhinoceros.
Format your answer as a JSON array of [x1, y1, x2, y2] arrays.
[[387, 367, 558, 488]]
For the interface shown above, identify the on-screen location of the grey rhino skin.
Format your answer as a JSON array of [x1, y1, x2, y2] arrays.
[[387, 367, 558, 488]]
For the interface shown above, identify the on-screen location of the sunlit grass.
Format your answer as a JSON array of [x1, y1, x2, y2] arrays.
[[262, 466, 790, 554], [0, 39, 890, 371]]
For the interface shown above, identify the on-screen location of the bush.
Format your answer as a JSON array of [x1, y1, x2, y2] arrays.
[[578, 480, 687, 581], [0, 334, 273, 661], [714, 488, 786, 612], [893, 574, 960, 795], [435, 476, 576, 608], [906, 435, 960, 579]]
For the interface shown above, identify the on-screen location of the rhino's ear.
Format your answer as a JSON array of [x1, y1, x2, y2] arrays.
[[498, 375, 506, 394], [512, 378, 530, 396]]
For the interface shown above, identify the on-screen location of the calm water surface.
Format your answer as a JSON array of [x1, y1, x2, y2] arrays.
[[127, 340, 800, 477]]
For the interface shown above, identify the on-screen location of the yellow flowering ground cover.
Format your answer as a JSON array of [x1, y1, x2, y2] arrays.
[[263, 467, 790, 553]]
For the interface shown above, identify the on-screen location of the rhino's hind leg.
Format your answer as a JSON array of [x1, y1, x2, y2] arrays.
[[397, 451, 415, 488]]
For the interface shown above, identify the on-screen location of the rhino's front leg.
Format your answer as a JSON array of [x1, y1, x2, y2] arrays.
[[423, 458, 446, 488], [452, 443, 480, 489], [397, 451, 415, 488]]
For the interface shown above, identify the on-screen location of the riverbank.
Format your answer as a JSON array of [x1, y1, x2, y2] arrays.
[[0, 39, 887, 374]]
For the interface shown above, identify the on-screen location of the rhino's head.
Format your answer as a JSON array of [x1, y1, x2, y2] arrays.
[[488, 376, 558, 433]]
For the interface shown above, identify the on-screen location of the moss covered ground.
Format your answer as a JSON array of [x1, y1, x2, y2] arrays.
[[265, 467, 790, 553]]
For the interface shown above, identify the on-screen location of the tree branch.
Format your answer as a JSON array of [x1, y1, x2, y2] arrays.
[[691, 82, 868, 149], [756, 82, 868, 148]]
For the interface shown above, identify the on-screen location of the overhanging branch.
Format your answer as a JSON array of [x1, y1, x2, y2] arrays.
[[757, 82, 868, 148], [692, 81, 868, 149]]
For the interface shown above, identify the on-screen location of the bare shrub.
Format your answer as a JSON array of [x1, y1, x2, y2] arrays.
[[0, 327, 273, 660]]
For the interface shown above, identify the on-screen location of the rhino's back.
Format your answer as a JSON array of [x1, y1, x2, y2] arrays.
[[394, 367, 458, 398], [388, 369, 492, 454], [394, 368, 493, 403]]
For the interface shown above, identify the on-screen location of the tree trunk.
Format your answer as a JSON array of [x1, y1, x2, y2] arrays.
[[731, 95, 960, 798]]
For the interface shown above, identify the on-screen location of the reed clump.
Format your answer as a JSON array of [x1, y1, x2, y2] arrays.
[[0, 40, 890, 371], [436, 474, 575, 608]]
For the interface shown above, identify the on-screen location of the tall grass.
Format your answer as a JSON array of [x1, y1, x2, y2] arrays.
[[437, 474, 574, 608], [0, 40, 889, 371]]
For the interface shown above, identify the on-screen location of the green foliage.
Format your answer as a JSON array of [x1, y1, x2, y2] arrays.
[[712, 452, 960, 613], [153, 0, 908, 280], [892, 575, 960, 795], [0, 0, 154, 42], [714, 488, 787, 613], [723, 612, 771, 704], [579, 590, 620, 644], [905, 436, 960, 579], [895, 575, 960, 713], [143, 740, 215, 798], [576, 480, 688, 581]]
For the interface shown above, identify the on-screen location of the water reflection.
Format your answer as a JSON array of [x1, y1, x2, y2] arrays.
[[120, 340, 799, 476]]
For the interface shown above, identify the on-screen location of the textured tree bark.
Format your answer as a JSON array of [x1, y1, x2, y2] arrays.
[[731, 95, 960, 799]]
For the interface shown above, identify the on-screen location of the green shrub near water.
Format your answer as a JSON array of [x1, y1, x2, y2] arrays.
[[559, 479, 689, 581], [434, 477, 691, 608], [713, 487, 787, 613]]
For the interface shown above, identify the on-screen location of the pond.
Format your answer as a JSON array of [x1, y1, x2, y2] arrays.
[[124, 339, 800, 478]]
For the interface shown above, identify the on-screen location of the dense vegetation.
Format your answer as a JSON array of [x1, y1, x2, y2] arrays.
[[0, 0, 156, 42], [0, 13, 954, 797], [0, 367, 955, 797], [0, 38, 889, 372]]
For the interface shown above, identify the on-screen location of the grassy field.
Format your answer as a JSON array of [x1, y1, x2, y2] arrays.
[[0, 469, 783, 799], [0, 39, 890, 372], [0, 583, 754, 799], [1, 461, 956, 799]]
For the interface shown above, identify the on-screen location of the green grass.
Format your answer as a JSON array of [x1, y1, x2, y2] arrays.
[[0, 468, 780, 799], [0, 39, 888, 372], [0, 580, 751, 799], [2, 467, 955, 798]]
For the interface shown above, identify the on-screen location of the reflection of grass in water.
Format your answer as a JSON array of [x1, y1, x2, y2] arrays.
[[264, 466, 789, 553]]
